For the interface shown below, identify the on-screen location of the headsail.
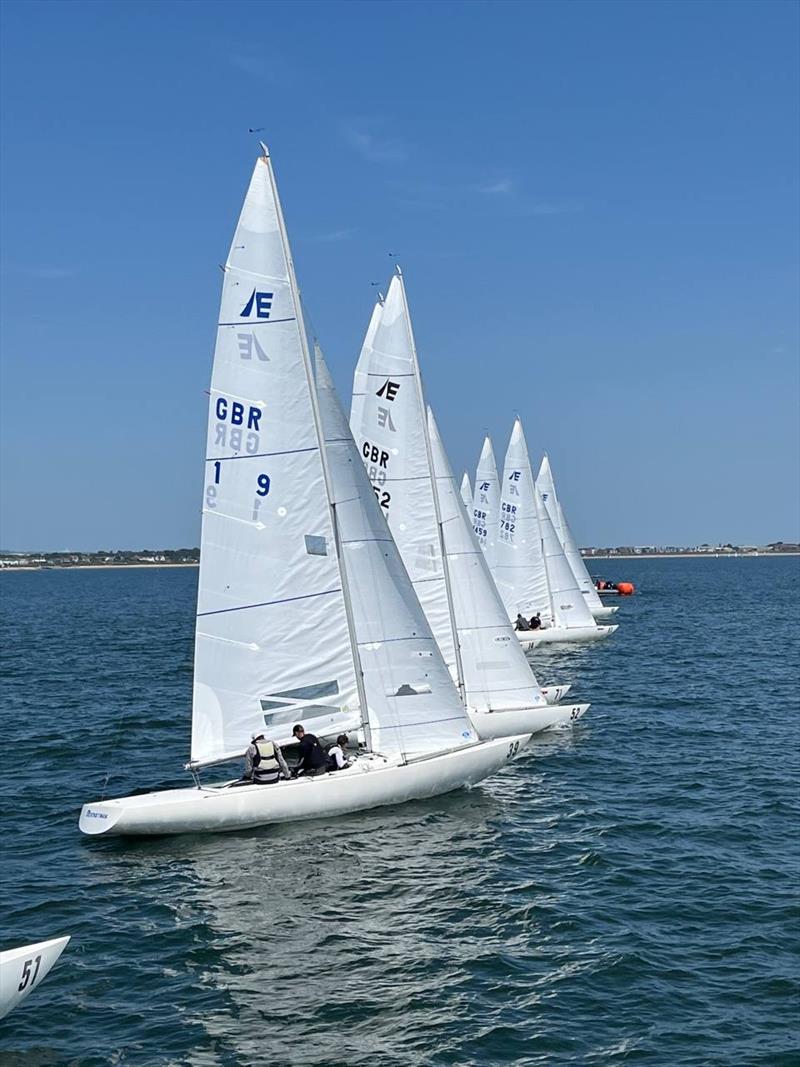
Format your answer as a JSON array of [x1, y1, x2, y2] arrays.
[[537, 455, 604, 611], [472, 435, 500, 574], [316, 348, 476, 758], [349, 274, 458, 677], [459, 472, 472, 511], [191, 151, 360, 767], [428, 410, 549, 712], [535, 479, 596, 629], [494, 419, 552, 624]]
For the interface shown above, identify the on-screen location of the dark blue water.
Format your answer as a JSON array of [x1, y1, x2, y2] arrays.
[[1, 558, 798, 1064]]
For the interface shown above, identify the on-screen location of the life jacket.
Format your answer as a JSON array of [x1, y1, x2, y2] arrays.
[[253, 738, 281, 783]]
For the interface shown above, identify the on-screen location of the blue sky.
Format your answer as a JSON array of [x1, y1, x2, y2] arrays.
[[1, 0, 798, 550]]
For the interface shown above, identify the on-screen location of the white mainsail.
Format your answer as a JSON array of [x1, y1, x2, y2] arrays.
[[495, 418, 552, 624], [472, 435, 501, 574], [427, 410, 550, 713], [535, 478, 596, 629], [349, 274, 458, 677], [537, 454, 604, 612], [316, 346, 476, 758], [191, 150, 361, 767], [460, 472, 472, 511]]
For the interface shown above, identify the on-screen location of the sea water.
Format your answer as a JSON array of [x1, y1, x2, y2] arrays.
[[1, 557, 798, 1065]]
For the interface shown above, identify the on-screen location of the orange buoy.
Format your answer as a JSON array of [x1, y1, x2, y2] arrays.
[[616, 581, 635, 596]]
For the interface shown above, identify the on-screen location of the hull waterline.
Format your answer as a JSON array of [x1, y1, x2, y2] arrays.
[[79, 736, 529, 838], [517, 623, 617, 648], [469, 702, 588, 739], [590, 605, 619, 619]]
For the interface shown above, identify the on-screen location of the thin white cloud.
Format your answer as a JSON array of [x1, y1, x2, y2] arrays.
[[476, 178, 515, 195], [341, 120, 408, 163]]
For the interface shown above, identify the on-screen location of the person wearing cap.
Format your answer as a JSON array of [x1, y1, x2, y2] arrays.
[[243, 732, 291, 785], [326, 734, 351, 772], [291, 724, 328, 776]]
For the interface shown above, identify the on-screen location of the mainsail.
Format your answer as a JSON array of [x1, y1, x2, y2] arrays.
[[460, 472, 472, 511], [537, 455, 604, 612], [428, 410, 549, 712], [191, 150, 360, 767], [349, 273, 458, 678], [472, 435, 500, 574], [494, 418, 552, 624], [316, 348, 476, 757], [535, 478, 596, 629]]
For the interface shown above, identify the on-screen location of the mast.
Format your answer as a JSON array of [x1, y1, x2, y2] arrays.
[[263, 146, 372, 749], [395, 266, 467, 702]]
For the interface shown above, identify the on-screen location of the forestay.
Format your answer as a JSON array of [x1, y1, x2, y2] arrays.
[[472, 435, 501, 574], [494, 419, 552, 625], [316, 349, 476, 758], [428, 411, 549, 712], [349, 274, 457, 674], [191, 151, 360, 767], [537, 455, 604, 612]]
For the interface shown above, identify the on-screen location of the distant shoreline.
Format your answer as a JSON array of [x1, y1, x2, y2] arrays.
[[2, 553, 798, 573], [0, 563, 200, 572], [586, 552, 800, 561]]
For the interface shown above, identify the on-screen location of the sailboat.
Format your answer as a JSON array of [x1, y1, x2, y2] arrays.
[[495, 419, 617, 648], [471, 435, 501, 576], [79, 149, 527, 838], [350, 272, 584, 734], [0, 936, 70, 1019], [460, 472, 472, 511], [536, 455, 618, 620]]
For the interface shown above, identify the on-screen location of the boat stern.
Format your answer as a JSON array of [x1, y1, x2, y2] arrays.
[[79, 800, 126, 836]]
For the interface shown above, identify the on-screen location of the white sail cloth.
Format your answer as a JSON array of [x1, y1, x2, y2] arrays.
[[460, 472, 472, 510], [192, 153, 360, 766], [536, 455, 604, 612], [428, 411, 549, 713], [349, 275, 456, 672], [495, 419, 552, 624], [495, 419, 596, 630], [316, 348, 476, 758], [472, 435, 500, 574]]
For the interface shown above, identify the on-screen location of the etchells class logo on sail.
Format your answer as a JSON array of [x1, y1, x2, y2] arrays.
[[240, 289, 274, 319]]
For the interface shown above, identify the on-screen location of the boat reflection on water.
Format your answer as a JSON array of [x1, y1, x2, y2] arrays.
[[79, 736, 587, 1063]]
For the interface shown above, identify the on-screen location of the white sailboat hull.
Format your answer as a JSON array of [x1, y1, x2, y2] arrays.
[[0, 936, 70, 1020], [590, 604, 619, 619], [470, 703, 589, 739], [517, 623, 618, 648], [540, 683, 571, 704], [79, 736, 529, 838]]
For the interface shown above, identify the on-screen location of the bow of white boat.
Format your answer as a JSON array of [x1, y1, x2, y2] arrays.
[[0, 935, 70, 1020]]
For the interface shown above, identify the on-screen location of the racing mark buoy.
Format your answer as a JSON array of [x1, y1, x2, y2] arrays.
[[616, 581, 635, 596]]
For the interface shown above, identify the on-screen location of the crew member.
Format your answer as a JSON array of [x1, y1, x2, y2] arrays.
[[243, 732, 291, 784], [327, 734, 351, 772], [529, 612, 542, 630], [292, 724, 328, 776], [514, 613, 531, 631]]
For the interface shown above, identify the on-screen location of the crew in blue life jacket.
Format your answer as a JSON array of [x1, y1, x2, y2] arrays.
[[243, 733, 291, 784], [292, 724, 328, 776], [515, 613, 531, 631], [326, 734, 351, 772]]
